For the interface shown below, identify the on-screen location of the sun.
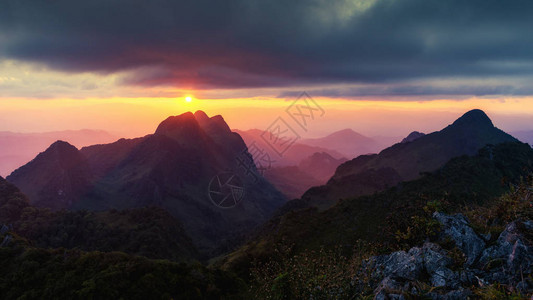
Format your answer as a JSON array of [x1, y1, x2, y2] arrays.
[[185, 96, 192, 103]]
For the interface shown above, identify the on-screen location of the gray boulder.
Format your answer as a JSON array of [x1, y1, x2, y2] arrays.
[[433, 212, 486, 266], [365, 215, 533, 298], [431, 266, 459, 288], [479, 220, 533, 282], [371, 247, 424, 281], [0, 224, 9, 235], [374, 277, 407, 300], [423, 242, 453, 273], [368, 243, 462, 298], [427, 288, 472, 300]]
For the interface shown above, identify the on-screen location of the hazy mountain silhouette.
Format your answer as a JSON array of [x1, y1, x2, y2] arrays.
[[261, 152, 347, 200], [7, 111, 285, 255], [301, 109, 518, 209], [401, 131, 426, 143], [299, 129, 384, 158], [233, 129, 344, 167], [298, 152, 348, 182], [263, 166, 323, 200], [0, 129, 116, 177]]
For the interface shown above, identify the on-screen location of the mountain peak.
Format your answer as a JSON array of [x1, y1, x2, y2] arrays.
[[154, 112, 201, 137], [452, 109, 493, 128], [328, 128, 365, 138], [401, 131, 426, 143], [48, 140, 78, 151], [193, 110, 209, 123]]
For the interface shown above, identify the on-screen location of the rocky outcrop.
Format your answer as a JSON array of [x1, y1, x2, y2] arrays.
[[0, 223, 12, 247], [478, 220, 533, 291], [361, 213, 533, 299], [367, 242, 464, 299], [433, 212, 486, 267]]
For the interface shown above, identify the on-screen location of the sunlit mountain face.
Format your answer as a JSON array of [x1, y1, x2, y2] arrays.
[[2, 0, 533, 299]]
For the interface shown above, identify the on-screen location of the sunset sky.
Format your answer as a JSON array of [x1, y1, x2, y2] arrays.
[[1, 0, 533, 138]]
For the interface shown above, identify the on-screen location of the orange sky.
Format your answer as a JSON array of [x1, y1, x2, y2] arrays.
[[1, 59, 533, 139], [1, 95, 532, 139]]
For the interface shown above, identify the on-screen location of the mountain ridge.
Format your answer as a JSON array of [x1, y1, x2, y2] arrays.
[[302, 109, 518, 209], [7, 111, 286, 256]]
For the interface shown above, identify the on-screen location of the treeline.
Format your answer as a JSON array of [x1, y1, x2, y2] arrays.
[[0, 236, 243, 299]]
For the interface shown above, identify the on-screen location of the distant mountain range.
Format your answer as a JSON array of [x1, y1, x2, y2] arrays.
[[234, 128, 395, 199], [299, 128, 384, 158], [0, 129, 117, 177], [262, 153, 349, 200], [233, 129, 345, 167], [301, 109, 519, 209], [7, 111, 285, 255]]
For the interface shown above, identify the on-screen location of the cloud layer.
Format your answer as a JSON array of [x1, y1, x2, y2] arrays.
[[1, 0, 533, 94]]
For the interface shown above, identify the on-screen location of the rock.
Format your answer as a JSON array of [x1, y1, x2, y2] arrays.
[[479, 220, 533, 283], [0, 234, 12, 247], [431, 267, 459, 288], [0, 224, 8, 235], [480, 232, 491, 242], [433, 212, 486, 266], [374, 277, 402, 300], [365, 217, 533, 297], [427, 288, 472, 300], [458, 270, 476, 286], [516, 279, 532, 295], [371, 247, 424, 281], [423, 242, 453, 273]]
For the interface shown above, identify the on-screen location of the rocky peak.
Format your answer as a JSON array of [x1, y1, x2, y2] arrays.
[[401, 131, 426, 143], [451, 109, 494, 128], [154, 112, 204, 142], [193, 110, 210, 123], [48, 140, 79, 151], [28, 140, 84, 170], [195, 110, 232, 135]]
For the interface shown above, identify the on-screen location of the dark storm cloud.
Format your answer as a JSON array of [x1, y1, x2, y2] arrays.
[[1, 0, 533, 93], [278, 84, 533, 99]]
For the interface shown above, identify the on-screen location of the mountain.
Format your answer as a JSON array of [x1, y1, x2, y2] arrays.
[[0, 129, 116, 177], [6, 141, 92, 210], [302, 109, 518, 209], [261, 152, 347, 200], [298, 152, 348, 182], [401, 131, 425, 143], [263, 166, 323, 200], [233, 129, 344, 167], [234, 129, 347, 199], [299, 128, 385, 158], [7, 111, 286, 256], [220, 142, 533, 278]]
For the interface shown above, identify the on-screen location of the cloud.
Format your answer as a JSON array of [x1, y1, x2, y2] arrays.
[[1, 0, 533, 95], [278, 83, 533, 100]]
